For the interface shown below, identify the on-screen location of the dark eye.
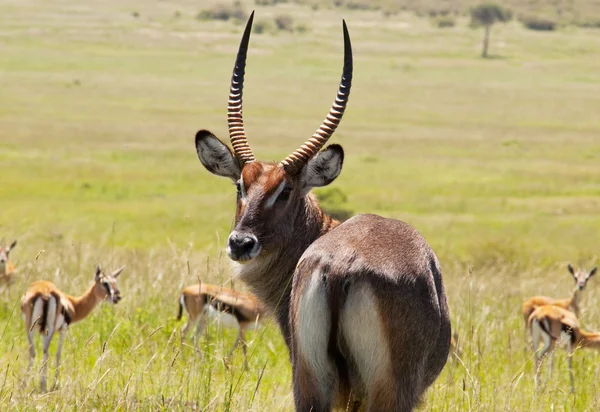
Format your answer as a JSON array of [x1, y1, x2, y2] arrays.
[[277, 187, 292, 202], [103, 282, 111, 294]]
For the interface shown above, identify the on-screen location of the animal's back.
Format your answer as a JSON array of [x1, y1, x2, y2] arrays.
[[181, 283, 262, 323], [291, 214, 451, 410], [21, 281, 73, 333]]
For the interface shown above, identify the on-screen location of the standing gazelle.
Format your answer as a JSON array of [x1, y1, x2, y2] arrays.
[[0, 240, 17, 287], [177, 283, 266, 367], [193, 12, 450, 411], [529, 305, 600, 392], [21, 264, 124, 391], [522, 264, 597, 341]]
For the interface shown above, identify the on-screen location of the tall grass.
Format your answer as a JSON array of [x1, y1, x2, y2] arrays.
[[1, 0, 600, 409]]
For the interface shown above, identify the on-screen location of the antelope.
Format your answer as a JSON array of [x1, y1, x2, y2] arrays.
[[20, 264, 124, 391], [522, 264, 597, 341], [177, 282, 266, 367], [193, 12, 450, 411], [0, 240, 17, 287], [529, 304, 600, 393]]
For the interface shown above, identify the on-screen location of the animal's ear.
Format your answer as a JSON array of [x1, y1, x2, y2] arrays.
[[590, 267, 598, 277], [8, 240, 16, 251], [195, 130, 241, 182], [567, 263, 575, 276], [95, 264, 102, 281], [112, 265, 125, 278], [299, 144, 344, 193]]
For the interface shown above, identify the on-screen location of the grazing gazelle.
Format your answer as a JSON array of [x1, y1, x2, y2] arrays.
[[177, 283, 266, 367], [529, 304, 600, 392], [193, 12, 450, 411], [522, 264, 597, 339], [21, 264, 124, 391], [0, 240, 17, 287]]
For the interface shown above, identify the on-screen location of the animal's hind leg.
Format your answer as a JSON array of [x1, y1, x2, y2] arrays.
[[342, 285, 421, 412], [40, 331, 54, 392], [293, 272, 336, 412], [53, 328, 67, 389], [26, 329, 35, 376]]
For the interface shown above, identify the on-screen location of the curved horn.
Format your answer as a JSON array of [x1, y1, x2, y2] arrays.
[[228, 11, 256, 166], [280, 20, 353, 175]]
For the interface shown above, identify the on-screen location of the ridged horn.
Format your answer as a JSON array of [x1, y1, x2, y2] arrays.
[[279, 20, 353, 175], [228, 11, 256, 166]]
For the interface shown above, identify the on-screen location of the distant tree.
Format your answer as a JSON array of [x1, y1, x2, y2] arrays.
[[470, 3, 512, 58]]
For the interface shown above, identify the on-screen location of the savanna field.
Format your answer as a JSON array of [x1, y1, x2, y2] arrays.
[[1, 0, 600, 410]]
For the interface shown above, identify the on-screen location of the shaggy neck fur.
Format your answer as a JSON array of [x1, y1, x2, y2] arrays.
[[233, 192, 338, 346]]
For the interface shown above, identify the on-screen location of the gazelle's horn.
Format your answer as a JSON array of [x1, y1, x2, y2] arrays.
[[228, 11, 256, 166], [279, 20, 353, 175]]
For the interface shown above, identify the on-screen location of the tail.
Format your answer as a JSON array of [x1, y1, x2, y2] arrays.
[[39, 296, 50, 334], [177, 295, 184, 321]]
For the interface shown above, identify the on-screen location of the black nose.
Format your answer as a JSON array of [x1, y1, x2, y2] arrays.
[[228, 232, 258, 259]]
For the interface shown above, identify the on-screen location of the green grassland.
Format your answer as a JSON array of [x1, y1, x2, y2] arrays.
[[1, 0, 600, 410]]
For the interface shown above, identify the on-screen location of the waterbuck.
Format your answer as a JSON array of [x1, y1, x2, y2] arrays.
[[194, 12, 451, 411]]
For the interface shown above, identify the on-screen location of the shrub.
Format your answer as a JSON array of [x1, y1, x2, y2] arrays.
[[428, 9, 452, 17], [197, 1, 247, 22], [274, 14, 294, 32], [433, 15, 456, 28], [253, 19, 275, 34], [520, 15, 557, 31], [255, 0, 288, 5], [574, 18, 600, 29], [295, 23, 310, 33], [332, 0, 378, 10]]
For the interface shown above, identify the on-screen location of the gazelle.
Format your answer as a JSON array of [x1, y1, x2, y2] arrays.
[[0, 240, 17, 287], [177, 282, 266, 367], [522, 264, 597, 339], [193, 12, 450, 411], [529, 304, 600, 392], [20, 264, 124, 391]]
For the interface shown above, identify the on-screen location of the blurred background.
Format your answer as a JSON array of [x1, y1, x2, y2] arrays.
[[1, 0, 600, 409]]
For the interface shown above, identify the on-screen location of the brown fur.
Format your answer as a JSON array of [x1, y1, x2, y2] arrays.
[[21, 265, 123, 391], [528, 304, 600, 392], [289, 216, 450, 411], [0, 240, 17, 287], [178, 283, 267, 366], [194, 16, 449, 410], [522, 265, 597, 339], [197, 139, 449, 411]]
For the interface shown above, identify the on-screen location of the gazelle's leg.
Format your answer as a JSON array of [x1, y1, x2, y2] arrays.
[[229, 319, 242, 357], [567, 342, 575, 393], [26, 328, 36, 378], [533, 321, 551, 389], [194, 313, 207, 354], [53, 328, 67, 389], [240, 326, 248, 370], [546, 350, 554, 388], [41, 331, 54, 392], [181, 315, 196, 344], [40, 297, 57, 392]]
